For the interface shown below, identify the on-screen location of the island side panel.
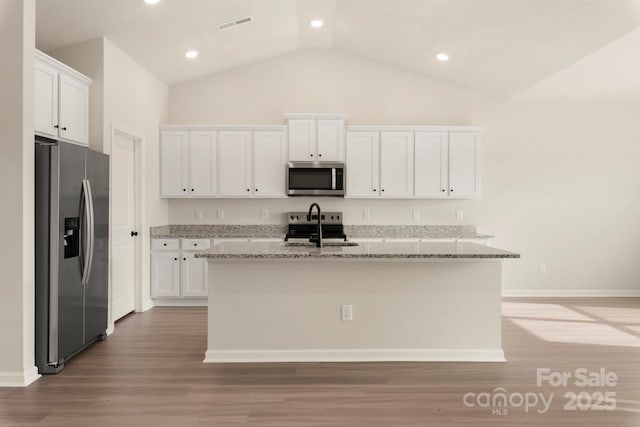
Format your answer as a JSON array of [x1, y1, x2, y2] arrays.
[[205, 259, 504, 362]]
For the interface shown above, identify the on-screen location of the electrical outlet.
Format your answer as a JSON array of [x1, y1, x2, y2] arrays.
[[539, 263, 547, 275], [456, 209, 464, 221], [261, 209, 269, 220], [362, 209, 370, 220], [217, 210, 224, 220], [195, 209, 204, 220], [412, 209, 421, 221], [341, 304, 353, 321]]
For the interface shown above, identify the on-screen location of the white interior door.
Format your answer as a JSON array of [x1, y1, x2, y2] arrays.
[[111, 133, 137, 321]]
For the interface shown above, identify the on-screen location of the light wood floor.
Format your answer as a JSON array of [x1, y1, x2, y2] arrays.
[[1, 298, 639, 426]]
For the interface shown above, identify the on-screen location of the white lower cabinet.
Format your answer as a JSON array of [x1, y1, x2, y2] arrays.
[[151, 250, 180, 297], [151, 239, 209, 299]]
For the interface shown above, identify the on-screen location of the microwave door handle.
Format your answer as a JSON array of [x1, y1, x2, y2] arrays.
[[331, 168, 336, 190]]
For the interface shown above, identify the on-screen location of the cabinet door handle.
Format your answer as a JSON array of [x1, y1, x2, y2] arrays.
[[54, 125, 59, 129], [130, 231, 138, 237], [61, 127, 67, 131]]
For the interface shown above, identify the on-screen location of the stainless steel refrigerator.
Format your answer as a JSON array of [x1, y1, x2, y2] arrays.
[[35, 137, 109, 374]]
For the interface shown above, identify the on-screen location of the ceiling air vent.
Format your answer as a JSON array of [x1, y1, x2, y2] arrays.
[[217, 16, 254, 31]]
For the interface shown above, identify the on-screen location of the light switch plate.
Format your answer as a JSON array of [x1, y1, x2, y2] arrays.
[[261, 209, 269, 220], [412, 209, 421, 221], [217, 210, 224, 220], [341, 304, 353, 321], [456, 209, 464, 221]]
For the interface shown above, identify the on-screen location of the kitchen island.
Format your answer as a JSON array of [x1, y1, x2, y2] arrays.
[[197, 241, 519, 363]]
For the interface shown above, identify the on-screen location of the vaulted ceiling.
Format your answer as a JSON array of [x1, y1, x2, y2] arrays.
[[36, 0, 640, 98]]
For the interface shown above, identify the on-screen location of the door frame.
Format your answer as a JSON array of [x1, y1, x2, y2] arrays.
[[105, 123, 148, 334]]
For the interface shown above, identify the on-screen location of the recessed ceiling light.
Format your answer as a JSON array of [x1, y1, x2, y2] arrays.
[[436, 52, 450, 62], [185, 50, 199, 59], [310, 19, 324, 29], [144, 0, 160, 5]]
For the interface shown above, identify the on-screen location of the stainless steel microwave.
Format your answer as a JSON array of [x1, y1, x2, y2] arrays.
[[286, 162, 345, 197]]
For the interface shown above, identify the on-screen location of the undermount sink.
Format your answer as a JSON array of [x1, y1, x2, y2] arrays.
[[284, 241, 359, 247]]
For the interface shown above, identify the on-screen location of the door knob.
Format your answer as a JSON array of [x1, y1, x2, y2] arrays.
[[131, 231, 138, 237]]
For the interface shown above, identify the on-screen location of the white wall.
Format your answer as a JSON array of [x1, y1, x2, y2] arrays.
[[0, 0, 38, 387], [167, 49, 640, 294]]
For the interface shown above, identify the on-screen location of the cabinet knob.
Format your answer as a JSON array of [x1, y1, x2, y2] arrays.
[[191, 189, 194, 192], [373, 189, 377, 192], [194, 243, 197, 246], [130, 231, 138, 237], [450, 189, 454, 192], [174, 257, 178, 261], [318, 154, 322, 157], [310, 154, 313, 157], [255, 189, 259, 192], [54, 125, 59, 129], [61, 127, 67, 131], [183, 189, 186, 192], [246, 188, 250, 192], [441, 189, 445, 192], [381, 189, 385, 192], [163, 243, 167, 246], [183, 258, 186, 261]]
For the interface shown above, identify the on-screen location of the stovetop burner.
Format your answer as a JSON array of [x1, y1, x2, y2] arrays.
[[285, 211, 347, 242]]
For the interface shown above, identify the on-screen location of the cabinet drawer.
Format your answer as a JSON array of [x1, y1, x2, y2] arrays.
[[152, 239, 180, 250], [182, 239, 211, 250]]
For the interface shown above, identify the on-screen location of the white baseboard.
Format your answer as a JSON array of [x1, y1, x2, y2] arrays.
[[503, 290, 640, 297], [0, 366, 40, 387], [204, 348, 505, 363], [153, 298, 207, 307]]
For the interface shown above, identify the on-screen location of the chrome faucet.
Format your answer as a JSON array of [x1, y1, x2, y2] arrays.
[[307, 203, 322, 248]]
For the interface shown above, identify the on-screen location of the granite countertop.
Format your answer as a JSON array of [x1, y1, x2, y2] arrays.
[[195, 241, 519, 259], [150, 224, 494, 240]]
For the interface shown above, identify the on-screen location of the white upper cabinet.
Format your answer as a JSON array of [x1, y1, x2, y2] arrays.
[[35, 50, 91, 146], [346, 131, 413, 198], [346, 132, 379, 197], [189, 131, 217, 197], [379, 132, 414, 197], [414, 131, 449, 197], [218, 131, 252, 197], [449, 131, 480, 198], [34, 60, 59, 138], [316, 119, 345, 161], [253, 131, 287, 197], [287, 115, 346, 161], [288, 119, 316, 161], [161, 131, 189, 197]]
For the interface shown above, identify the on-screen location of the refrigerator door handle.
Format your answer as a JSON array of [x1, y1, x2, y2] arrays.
[[85, 179, 96, 286], [81, 180, 92, 286]]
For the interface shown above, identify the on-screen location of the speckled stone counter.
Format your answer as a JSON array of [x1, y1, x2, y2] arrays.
[[151, 224, 494, 240], [196, 241, 519, 259]]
